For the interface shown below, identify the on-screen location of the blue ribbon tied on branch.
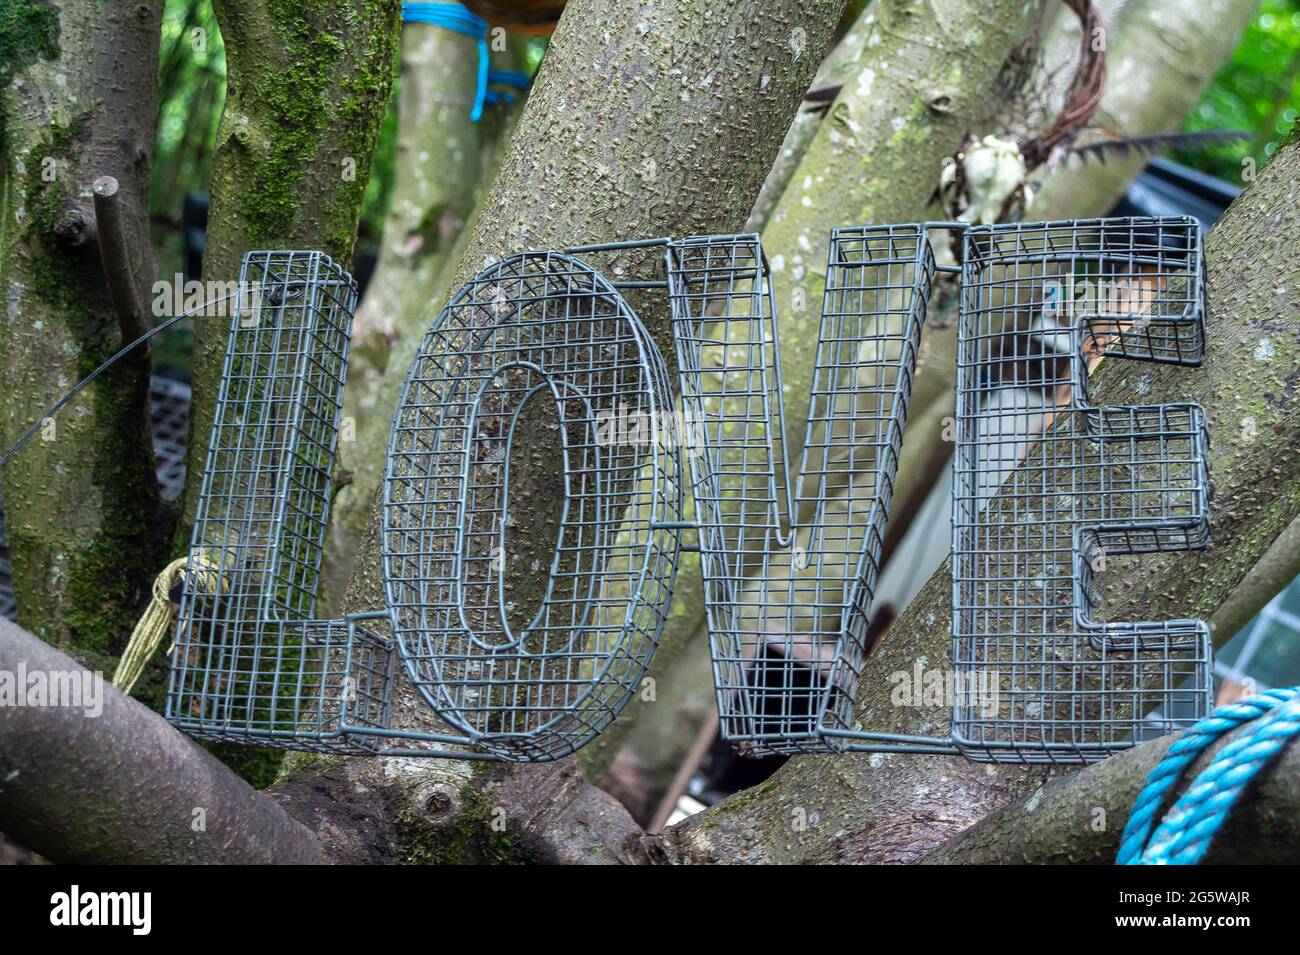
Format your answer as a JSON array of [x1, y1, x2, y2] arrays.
[[401, 2, 521, 122]]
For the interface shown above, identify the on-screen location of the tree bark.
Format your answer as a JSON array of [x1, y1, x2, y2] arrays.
[[0, 0, 164, 658], [324, 33, 523, 608], [1207, 509, 1300, 645], [923, 725, 1300, 864], [661, 132, 1300, 863], [1029, 0, 1260, 220], [177, 0, 402, 546], [0, 617, 326, 864], [744, 10, 872, 232], [580, 0, 1043, 780]]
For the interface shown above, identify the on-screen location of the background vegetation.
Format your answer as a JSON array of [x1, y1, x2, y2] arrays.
[[1174, 0, 1300, 180]]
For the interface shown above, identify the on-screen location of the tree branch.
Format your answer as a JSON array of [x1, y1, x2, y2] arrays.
[[922, 726, 1300, 864], [92, 175, 150, 343], [278, 751, 655, 864], [1208, 509, 1300, 646], [0, 618, 326, 864]]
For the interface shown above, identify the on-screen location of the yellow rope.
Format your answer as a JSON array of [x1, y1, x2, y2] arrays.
[[112, 551, 228, 694]]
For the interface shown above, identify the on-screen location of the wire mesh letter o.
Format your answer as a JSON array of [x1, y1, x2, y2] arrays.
[[382, 251, 682, 761]]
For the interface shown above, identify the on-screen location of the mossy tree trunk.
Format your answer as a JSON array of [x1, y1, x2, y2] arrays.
[[0, 0, 163, 659], [324, 31, 523, 606], [177, 0, 402, 545]]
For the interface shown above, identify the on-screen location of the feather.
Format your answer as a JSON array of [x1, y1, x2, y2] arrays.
[[1068, 130, 1252, 166]]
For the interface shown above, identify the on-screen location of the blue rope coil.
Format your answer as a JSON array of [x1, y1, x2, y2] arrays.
[[402, 2, 492, 121], [1118, 686, 1300, 865], [486, 69, 532, 104]]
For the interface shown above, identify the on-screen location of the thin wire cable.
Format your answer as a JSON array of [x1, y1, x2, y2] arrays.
[[0, 291, 240, 469]]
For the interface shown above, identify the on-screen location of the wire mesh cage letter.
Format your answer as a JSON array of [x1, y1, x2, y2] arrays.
[[667, 228, 937, 755], [951, 217, 1212, 763], [165, 216, 1213, 767], [165, 251, 396, 754], [382, 251, 682, 761]]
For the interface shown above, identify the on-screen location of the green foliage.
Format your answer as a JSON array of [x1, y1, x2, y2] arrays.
[[1176, 0, 1300, 183], [151, 0, 226, 228], [148, 0, 226, 371]]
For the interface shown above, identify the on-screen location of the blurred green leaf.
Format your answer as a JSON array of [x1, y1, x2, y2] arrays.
[[1176, 0, 1300, 183]]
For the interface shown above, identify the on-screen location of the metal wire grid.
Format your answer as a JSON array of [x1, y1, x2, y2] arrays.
[[381, 251, 682, 761], [155, 219, 1214, 765], [952, 217, 1212, 764], [164, 251, 385, 752], [150, 375, 192, 502], [667, 228, 935, 755]]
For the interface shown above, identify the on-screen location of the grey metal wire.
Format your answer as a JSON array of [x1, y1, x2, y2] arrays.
[[381, 251, 682, 760], [165, 248, 682, 760], [951, 217, 1212, 763], [160, 216, 1211, 766], [165, 251, 388, 753], [667, 229, 935, 754]]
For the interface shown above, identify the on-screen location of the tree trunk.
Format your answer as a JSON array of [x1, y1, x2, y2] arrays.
[[0, 0, 163, 658], [744, 9, 873, 232], [324, 34, 524, 608], [1029, 0, 1260, 220], [347, 24, 481, 350], [580, 0, 1043, 781], [661, 132, 1300, 863], [341, 0, 848, 602], [176, 0, 402, 545], [0, 617, 325, 864], [923, 725, 1300, 864]]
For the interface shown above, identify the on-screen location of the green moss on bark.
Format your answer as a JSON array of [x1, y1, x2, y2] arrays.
[[394, 775, 520, 865], [241, 9, 345, 240], [0, 0, 59, 84]]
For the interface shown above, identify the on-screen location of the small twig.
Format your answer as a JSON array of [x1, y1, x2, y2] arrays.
[[92, 175, 150, 343], [648, 710, 719, 835]]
